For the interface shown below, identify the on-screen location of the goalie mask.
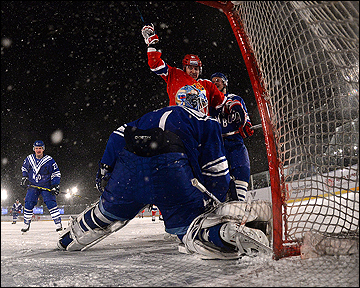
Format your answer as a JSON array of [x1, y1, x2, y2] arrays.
[[175, 85, 208, 115]]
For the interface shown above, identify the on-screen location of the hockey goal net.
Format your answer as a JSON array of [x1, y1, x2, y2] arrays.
[[198, 1, 359, 260]]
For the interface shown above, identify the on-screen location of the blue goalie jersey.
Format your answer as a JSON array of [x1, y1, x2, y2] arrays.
[[101, 105, 230, 201]]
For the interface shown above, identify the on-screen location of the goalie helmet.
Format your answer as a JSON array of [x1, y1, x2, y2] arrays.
[[175, 85, 208, 115], [182, 54, 202, 74], [211, 72, 228, 87], [33, 140, 45, 151]]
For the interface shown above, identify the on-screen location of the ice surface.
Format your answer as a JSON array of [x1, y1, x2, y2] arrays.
[[1, 218, 359, 287]]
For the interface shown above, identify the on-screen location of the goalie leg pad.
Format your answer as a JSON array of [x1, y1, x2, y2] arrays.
[[182, 201, 272, 259], [58, 200, 130, 251]]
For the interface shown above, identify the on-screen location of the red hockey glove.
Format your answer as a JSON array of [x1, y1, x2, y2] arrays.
[[222, 99, 238, 115], [141, 24, 159, 46], [222, 99, 246, 123], [238, 122, 254, 139]]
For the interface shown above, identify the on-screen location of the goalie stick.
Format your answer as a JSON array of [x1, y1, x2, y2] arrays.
[[191, 178, 221, 205], [222, 123, 262, 137]]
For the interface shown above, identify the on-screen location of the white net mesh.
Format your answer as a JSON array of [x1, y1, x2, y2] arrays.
[[231, 1, 359, 255]]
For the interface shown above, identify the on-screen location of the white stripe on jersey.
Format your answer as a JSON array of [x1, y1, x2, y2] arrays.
[[159, 110, 173, 130], [114, 124, 127, 137], [202, 156, 227, 170], [201, 156, 229, 177], [151, 62, 167, 73], [51, 171, 61, 180], [202, 169, 229, 177], [27, 155, 52, 175]]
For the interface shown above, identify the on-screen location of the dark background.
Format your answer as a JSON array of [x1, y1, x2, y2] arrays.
[[1, 1, 267, 204]]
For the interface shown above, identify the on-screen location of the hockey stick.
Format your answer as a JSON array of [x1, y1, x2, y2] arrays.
[[222, 123, 262, 137], [133, 1, 145, 23], [191, 178, 221, 205], [28, 184, 83, 198]]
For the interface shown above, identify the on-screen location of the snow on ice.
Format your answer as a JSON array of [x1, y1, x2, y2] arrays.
[[1, 217, 358, 287]]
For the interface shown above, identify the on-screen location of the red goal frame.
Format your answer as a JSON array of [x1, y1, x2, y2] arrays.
[[197, 1, 301, 260]]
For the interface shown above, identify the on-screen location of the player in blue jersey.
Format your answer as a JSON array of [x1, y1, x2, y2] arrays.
[[20, 140, 62, 233], [10, 199, 23, 224], [210, 72, 254, 202], [57, 85, 270, 259]]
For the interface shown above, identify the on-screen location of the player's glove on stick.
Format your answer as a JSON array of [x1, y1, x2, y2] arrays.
[[51, 185, 60, 195], [239, 122, 254, 139], [96, 162, 113, 193], [20, 177, 30, 188], [141, 23, 159, 46], [222, 99, 245, 123]]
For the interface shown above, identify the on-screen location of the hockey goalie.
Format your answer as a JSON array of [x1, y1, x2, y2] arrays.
[[57, 85, 272, 259]]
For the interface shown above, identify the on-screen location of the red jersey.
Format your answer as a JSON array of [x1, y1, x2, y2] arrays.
[[147, 47, 225, 112]]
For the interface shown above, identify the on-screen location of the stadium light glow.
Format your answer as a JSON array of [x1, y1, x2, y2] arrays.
[[1, 188, 8, 201]]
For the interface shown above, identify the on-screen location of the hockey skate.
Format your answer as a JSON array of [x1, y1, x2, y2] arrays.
[[21, 223, 30, 234], [12, 221, 16, 224], [55, 223, 63, 232], [219, 222, 271, 256]]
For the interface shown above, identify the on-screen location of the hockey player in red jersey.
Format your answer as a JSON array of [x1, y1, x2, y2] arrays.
[[141, 24, 226, 115]]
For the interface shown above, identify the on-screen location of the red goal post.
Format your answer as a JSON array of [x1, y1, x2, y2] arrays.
[[197, 1, 359, 260]]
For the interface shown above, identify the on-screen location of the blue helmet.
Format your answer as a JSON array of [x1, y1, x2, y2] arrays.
[[175, 85, 208, 115], [211, 72, 228, 87], [33, 140, 45, 151]]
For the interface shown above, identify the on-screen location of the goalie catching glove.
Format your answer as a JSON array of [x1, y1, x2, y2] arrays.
[[141, 23, 159, 46]]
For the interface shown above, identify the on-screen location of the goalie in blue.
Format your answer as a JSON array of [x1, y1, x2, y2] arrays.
[[58, 85, 271, 259]]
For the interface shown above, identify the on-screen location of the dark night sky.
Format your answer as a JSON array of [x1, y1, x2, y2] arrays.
[[1, 1, 268, 203]]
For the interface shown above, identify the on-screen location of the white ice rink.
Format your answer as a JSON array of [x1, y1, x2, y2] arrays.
[[1, 217, 358, 287]]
